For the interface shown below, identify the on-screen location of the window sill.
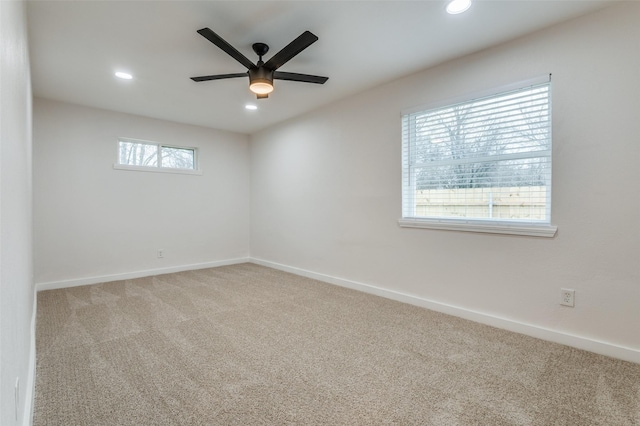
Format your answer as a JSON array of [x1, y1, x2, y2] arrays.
[[398, 218, 557, 237], [113, 164, 202, 176]]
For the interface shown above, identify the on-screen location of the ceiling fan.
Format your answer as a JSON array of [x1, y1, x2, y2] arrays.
[[190, 28, 329, 99]]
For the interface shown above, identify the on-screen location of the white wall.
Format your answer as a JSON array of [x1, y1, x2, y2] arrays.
[[0, 1, 35, 425], [33, 99, 250, 286], [250, 3, 640, 361]]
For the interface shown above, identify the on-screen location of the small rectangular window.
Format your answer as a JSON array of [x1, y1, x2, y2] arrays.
[[115, 138, 199, 174], [400, 76, 556, 237]]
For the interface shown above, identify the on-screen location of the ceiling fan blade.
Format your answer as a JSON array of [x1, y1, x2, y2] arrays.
[[197, 28, 256, 70], [190, 73, 247, 82], [264, 31, 318, 71], [274, 71, 328, 84]]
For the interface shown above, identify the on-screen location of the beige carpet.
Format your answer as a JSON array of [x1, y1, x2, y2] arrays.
[[34, 263, 640, 425]]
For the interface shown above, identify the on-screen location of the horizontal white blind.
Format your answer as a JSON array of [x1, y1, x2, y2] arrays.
[[402, 81, 551, 223]]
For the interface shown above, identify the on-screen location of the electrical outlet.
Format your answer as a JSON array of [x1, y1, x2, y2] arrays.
[[560, 288, 575, 307], [157, 249, 164, 258]]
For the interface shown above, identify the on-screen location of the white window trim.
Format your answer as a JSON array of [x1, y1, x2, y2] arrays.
[[398, 218, 557, 237], [114, 137, 201, 175], [400, 74, 557, 237], [113, 163, 203, 176]]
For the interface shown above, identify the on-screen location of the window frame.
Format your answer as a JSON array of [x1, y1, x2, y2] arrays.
[[399, 75, 557, 237], [114, 137, 202, 175]]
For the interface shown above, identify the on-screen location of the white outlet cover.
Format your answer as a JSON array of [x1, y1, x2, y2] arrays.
[[560, 288, 575, 307]]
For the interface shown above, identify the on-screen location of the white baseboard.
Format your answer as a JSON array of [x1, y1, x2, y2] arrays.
[[250, 257, 640, 365], [23, 287, 37, 426], [35, 257, 250, 292]]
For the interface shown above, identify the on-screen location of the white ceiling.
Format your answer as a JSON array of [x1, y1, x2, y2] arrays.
[[27, 0, 615, 134]]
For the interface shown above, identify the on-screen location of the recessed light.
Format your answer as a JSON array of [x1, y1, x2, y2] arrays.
[[446, 0, 472, 14], [245, 104, 258, 111], [115, 71, 133, 80]]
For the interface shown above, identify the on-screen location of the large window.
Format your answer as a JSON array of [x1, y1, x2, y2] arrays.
[[400, 76, 556, 237], [115, 138, 200, 174]]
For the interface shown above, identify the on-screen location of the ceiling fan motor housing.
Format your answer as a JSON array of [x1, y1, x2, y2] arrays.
[[249, 67, 275, 94]]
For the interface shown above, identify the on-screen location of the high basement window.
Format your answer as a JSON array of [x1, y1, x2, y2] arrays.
[[115, 138, 200, 175]]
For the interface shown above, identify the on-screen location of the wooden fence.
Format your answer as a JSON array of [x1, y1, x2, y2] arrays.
[[414, 186, 547, 220]]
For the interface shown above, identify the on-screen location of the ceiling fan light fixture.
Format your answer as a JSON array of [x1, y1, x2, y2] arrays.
[[446, 0, 472, 14], [249, 67, 274, 95], [249, 80, 274, 95]]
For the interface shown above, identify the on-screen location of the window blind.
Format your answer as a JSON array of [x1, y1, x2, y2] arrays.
[[402, 80, 551, 223]]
